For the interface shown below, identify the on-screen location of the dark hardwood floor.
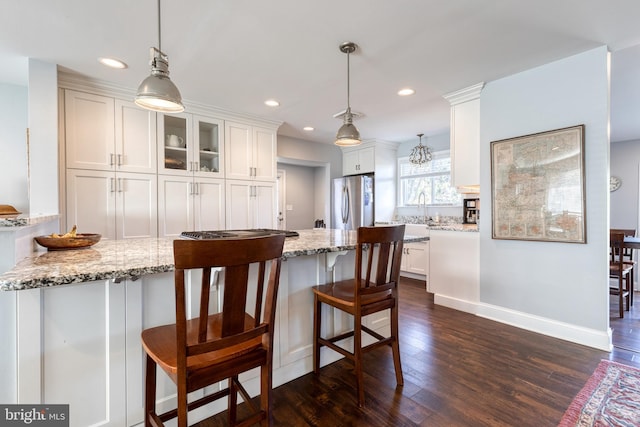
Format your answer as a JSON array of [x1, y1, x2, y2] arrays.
[[195, 278, 640, 427]]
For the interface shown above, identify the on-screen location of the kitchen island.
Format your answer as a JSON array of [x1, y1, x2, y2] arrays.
[[0, 229, 427, 427]]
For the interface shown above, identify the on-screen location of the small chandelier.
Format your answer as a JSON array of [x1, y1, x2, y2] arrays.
[[135, 0, 184, 113], [335, 42, 361, 146], [409, 133, 432, 165]]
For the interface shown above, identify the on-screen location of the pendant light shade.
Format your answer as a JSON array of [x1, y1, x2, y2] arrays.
[[409, 133, 432, 166], [135, 0, 184, 113], [335, 42, 361, 146]]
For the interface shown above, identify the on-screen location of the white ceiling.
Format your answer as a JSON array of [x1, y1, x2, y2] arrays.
[[2, 0, 640, 144]]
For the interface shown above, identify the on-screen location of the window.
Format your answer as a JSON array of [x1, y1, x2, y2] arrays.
[[398, 151, 462, 206]]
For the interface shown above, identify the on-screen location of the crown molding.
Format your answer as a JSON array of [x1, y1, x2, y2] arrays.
[[57, 69, 282, 130], [443, 82, 485, 105]]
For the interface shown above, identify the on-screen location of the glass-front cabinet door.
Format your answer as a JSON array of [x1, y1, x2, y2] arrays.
[[158, 113, 223, 178], [159, 113, 190, 176], [193, 115, 223, 178]]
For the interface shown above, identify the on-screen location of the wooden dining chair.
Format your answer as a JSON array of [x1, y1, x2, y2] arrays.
[[610, 231, 632, 318], [611, 228, 636, 306], [141, 235, 285, 427], [312, 224, 405, 407]]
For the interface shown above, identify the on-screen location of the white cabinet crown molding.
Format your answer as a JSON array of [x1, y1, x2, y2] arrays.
[[58, 71, 281, 130], [443, 82, 485, 105]]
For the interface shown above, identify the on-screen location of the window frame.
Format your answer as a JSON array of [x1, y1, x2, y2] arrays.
[[397, 150, 462, 207]]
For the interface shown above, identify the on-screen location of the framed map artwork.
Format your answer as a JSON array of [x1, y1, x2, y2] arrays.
[[490, 125, 586, 243]]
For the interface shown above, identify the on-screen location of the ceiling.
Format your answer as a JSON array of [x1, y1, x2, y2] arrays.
[[2, 0, 640, 145]]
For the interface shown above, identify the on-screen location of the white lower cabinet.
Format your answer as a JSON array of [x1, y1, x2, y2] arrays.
[[400, 224, 430, 285], [42, 281, 127, 426], [35, 273, 222, 427], [158, 175, 225, 237], [13, 252, 392, 426], [401, 241, 429, 276], [225, 180, 276, 230], [66, 169, 158, 240]]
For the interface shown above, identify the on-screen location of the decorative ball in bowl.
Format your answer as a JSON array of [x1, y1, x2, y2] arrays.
[[34, 233, 102, 251]]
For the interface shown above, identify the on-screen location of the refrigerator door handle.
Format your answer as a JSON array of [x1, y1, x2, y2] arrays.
[[343, 185, 350, 224]]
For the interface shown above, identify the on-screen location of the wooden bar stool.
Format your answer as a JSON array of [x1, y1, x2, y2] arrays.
[[611, 228, 636, 306], [312, 224, 405, 407], [610, 231, 632, 318], [141, 235, 285, 427]]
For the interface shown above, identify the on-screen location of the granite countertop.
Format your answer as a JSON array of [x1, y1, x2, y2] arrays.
[[0, 229, 428, 291], [375, 221, 478, 232], [0, 214, 59, 229], [428, 223, 479, 232]]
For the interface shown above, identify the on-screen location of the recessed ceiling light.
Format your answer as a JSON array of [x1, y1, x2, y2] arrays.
[[303, 126, 314, 131], [98, 57, 128, 69], [264, 99, 280, 107], [397, 88, 415, 96]]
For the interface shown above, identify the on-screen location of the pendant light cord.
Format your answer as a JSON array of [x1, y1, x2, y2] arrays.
[[157, 0, 162, 53], [346, 50, 351, 109]]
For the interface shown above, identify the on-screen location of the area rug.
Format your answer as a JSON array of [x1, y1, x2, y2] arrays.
[[558, 360, 640, 426]]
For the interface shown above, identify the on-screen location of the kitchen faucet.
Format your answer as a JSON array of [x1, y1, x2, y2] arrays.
[[418, 191, 427, 224]]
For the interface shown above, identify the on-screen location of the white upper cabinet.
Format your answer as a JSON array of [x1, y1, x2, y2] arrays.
[[443, 83, 484, 192], [343, 146, 375, 176], [225, 121, 276, 181], [65, 90, 156, 173], [115, 100, 157, 174], [64, 90, 114, 171], [158, 113, 224, 178]]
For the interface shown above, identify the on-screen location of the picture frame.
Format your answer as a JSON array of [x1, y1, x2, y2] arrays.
[[490, 125, 586, 243]]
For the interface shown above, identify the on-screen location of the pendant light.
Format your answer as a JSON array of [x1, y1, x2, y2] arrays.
[[335, 42, 361, 146], [135, 0, 184, 113], [409, 133, 432, 166]]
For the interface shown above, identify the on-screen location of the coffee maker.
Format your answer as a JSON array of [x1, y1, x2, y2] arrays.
[[463, 198, 479, 224]]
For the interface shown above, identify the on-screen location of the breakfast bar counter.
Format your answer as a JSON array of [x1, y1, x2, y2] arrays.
[[0, 229, 426, 291], [0, 229, 426, 427]]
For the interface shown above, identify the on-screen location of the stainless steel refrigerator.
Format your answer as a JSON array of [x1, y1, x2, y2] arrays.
[[332, 175, 374, 230]]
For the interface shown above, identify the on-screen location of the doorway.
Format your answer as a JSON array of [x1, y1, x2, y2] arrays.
[[276, 158, 331, 230]]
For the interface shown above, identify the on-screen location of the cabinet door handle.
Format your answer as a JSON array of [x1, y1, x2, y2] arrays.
[[194, 162, 199, 172], [188, 182, 193, 195], [194, 182, 199, 195], [110, 153, 115, 167], [117, 154, 122, 167], [110, 178, 116, 193], [117, 178, 123, 192]]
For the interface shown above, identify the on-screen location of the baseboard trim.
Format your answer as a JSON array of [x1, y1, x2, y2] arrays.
[[433, 293, 612, 352]]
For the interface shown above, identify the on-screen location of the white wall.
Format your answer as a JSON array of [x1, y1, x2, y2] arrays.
[[277, 135, 341, 229], [0, 83, 28, 213], [610, 139, 640, 229], [479, 46, 610, 350], [278, 163, 317, 229], [28, 59, 58, 215]]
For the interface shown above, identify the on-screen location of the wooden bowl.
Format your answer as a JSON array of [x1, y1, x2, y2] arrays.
[[34, 234, 102, 251], [0, 204, 21, 218]]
